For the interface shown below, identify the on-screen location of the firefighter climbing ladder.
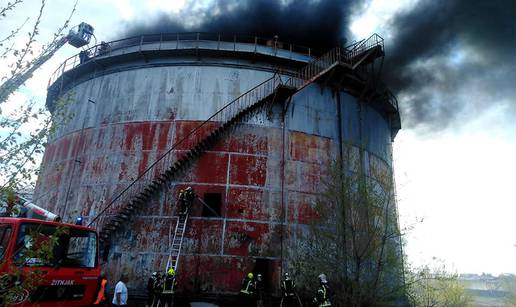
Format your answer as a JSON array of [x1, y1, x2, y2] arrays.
[[165, 196, 221, 274], [88, 34, 388, 276]]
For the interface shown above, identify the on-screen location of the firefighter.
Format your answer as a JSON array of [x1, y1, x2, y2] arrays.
[[152, 273, 164, 307], [184, 186, 196, 213], [97, 41, 111, 55], [280, 272, 301, 307], [177, 189, 186, 216], [313, 273, 332, 307], [146, 271, 160, 307], [255, 273, 265, 307], [79, 50, 90, 64], [178, 187, 196, 216], [281, 272, 296, 298], [240, 272, 256, 296], [160, 267, 177, 307], [94, 273, 108, 306]]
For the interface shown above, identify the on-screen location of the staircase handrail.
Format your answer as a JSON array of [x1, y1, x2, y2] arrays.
[[344, 33, 384, 65], [294, 47, 344, 88]]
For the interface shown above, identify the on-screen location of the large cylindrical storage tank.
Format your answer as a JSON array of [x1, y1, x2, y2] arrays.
[[35, 33, 400, 300]]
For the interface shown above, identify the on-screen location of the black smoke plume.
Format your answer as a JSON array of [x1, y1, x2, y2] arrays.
[[385, 0, 516, 131], [120, 0, 360, 51]]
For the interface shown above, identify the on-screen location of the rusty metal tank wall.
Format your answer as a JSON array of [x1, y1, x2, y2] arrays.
[[35, 39, 397, 296]]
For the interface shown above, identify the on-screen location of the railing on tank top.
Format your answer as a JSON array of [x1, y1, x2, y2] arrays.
[[47, 32, 322, 88]]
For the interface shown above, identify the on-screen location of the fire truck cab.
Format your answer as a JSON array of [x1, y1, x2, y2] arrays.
[[0, 217, 100, 306]]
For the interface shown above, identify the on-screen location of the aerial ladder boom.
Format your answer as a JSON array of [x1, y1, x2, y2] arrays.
[[0, 192, 61, 221], [0, 22, 94, 104]]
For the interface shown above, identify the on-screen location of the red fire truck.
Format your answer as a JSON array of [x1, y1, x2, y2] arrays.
[[0, 198, 101, 306]]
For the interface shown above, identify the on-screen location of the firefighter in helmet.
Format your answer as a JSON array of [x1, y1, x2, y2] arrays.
[[313, 273, 332, 307], [184, 187, 196, 212], [160, 268, 177, 307], [255, 273, 265, 307], [177, 187, 196, 216], [281, 272, 296, 298], [177, 189, 187, 216], [280, 272, 300, 307], [240, 272, 256, 296], [146, 271, 160, 307]]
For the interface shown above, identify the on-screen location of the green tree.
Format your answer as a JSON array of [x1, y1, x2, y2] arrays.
[[0, 225, 69, 306], [0, 0, 76, 192], [289, 148, 406, 306], [499, 274, 516, 307], [0, 1, 78, 305], [406, 262, 474, 307]]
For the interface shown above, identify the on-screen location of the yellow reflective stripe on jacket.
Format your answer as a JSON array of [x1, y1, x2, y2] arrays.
[[240, 280, 253, 294], [318, 286, 331, 307]]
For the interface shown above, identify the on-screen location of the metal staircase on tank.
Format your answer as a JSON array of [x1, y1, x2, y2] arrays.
[[87, 33, 386, 271], [345, 33, 385, 70]]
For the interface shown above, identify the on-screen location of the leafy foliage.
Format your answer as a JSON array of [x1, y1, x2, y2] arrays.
[[406, 262, 474, 307], [0, 225, 69, 306], [0, 0, 76, 192], [289, 148, 406, 306], [499, 274, 516, 307], [0, 0, 78, 305]]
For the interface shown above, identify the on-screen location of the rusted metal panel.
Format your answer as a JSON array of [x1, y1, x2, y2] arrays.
[[183, 152, 229, 184], [287, 191, 318, 225], [119, 217, 172, 254], [226, 188, 282, 222], [226, 130, 269, 155], [286, 160, 323, 194], [183, 219, 224, 255], [178, 255, 260, 293], [229, 155, 268, 187], [223, 221, 282, 258], [289, 131, 333, 163]]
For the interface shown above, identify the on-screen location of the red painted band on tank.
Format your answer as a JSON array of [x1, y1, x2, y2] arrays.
[[226, 187, 282, 222], [287, 191, 319, 224], [229, 155, 267, 186], [181, 152, 229, 184], [223, 221, 281, 257]]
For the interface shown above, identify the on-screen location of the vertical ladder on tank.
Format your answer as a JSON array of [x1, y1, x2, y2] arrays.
[[166, 213, 189, 273], [165, 197, 221, 274]]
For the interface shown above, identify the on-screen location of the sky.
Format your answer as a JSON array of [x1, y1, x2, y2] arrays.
[[1, 0, 515, 275]]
